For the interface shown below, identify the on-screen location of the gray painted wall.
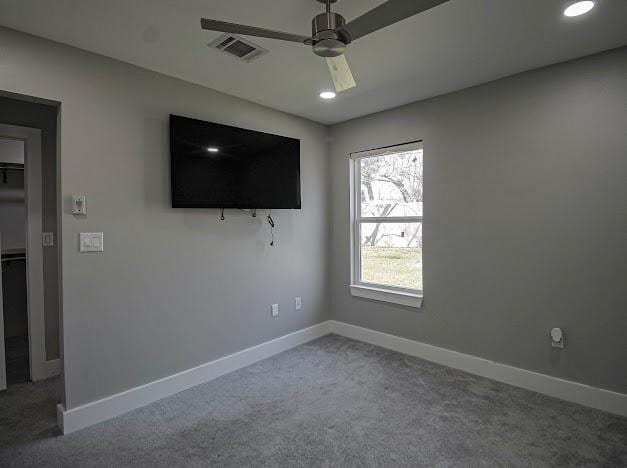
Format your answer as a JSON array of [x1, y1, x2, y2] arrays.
[[0, 138, 25, 164], [328, 47, 627, 394], [0, 200, 25, 250], [0, 169, 25, 250], [0, 27, 330, 408], [0, 98, 60, 360]]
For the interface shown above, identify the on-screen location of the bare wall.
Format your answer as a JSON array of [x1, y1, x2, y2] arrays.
[[0, 170, 25, 250], [0, 27, 330, 408], [328, 47, 627, 394]]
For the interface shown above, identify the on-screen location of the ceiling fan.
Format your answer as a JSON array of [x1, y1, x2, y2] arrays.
[[201, 0, 449, 94]]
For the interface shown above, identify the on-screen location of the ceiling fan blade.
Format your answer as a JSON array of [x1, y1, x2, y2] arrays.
[[326, 55, 356, 93], [342, 0, 449, 41], [201, 18, 310, 44]]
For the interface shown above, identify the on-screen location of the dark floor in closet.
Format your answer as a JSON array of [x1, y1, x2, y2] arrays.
[[5, 334, 30, 385], [5, 335, 30, 385]]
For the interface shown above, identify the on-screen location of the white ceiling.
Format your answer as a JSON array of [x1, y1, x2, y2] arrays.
[[1, 0, 626, 124]]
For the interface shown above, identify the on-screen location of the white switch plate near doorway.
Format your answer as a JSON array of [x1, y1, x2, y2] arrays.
[[72, 195, 86, 215], [42, 232, 54, 247], [80, 232, 104, 252]]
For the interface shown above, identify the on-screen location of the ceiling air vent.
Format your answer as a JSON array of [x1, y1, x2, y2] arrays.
[[208, 34, 269, 62]]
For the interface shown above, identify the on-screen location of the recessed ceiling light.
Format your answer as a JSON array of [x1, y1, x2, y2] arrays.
[[207, 147, 219, 153], [563, 1, 595, 17], [319, 91, 336, 100]]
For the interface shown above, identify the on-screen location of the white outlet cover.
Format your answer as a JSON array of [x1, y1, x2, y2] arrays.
[[271, 304, 279, 317], [550, 327, 564, 349]]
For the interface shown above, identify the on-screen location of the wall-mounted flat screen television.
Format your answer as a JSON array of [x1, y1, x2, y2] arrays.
[[170, 115, 301, 209]]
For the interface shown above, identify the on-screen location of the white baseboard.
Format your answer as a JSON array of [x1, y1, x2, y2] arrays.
[[57, 318, 626, 435], [57, 321, 333, 434], [330, 320, 627, 418]]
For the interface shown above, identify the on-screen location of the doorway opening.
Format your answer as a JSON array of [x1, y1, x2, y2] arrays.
[[0, 124, 52, 391], [0, 95, 62, 445]]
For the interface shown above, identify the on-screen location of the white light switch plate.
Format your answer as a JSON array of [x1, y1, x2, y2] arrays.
[[295, 297, 302, 311], [72, 195, 86, 215], [80, 232, 104, 252], [42, 232, 54, 247], [271, 304, 279, 318]]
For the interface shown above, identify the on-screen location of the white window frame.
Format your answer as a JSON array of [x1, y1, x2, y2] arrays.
[[349, 141, 424, 308]]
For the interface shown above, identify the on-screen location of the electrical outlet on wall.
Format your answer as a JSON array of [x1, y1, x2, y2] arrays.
[[295, 297, 302, 311], [271, 304, 279, 318], [550, 327, 564, 349]]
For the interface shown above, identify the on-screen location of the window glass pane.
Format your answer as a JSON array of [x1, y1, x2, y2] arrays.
[[360, 149, 423, 218], [360, 222, 422, 290]]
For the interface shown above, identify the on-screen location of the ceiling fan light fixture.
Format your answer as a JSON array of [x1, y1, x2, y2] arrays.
[[313, 38, 346, 57], [319, 91, 336, 100], [311, 11, 349, 57], [563, 1, 595, 17]]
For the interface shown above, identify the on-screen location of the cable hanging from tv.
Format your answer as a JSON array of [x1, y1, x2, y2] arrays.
[[218, 208, 276, 247], [267, 210, 275, 246]]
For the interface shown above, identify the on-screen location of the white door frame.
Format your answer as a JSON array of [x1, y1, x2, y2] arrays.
[[0, 124, 50, 382]]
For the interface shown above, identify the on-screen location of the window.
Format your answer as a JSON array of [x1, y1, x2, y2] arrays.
[[350, 142, 423, 307]]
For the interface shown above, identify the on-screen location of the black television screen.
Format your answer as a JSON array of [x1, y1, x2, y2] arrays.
[[170, 115, 301, 209]]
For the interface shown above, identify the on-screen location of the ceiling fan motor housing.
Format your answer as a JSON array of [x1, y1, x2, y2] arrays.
[[312, 12, 350, 57]]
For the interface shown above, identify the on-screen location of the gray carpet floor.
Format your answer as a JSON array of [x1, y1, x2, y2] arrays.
[[1, 334, 625, 467]]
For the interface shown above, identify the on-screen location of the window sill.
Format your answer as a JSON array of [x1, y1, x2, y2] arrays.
[[349, 284, 423, 308]]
